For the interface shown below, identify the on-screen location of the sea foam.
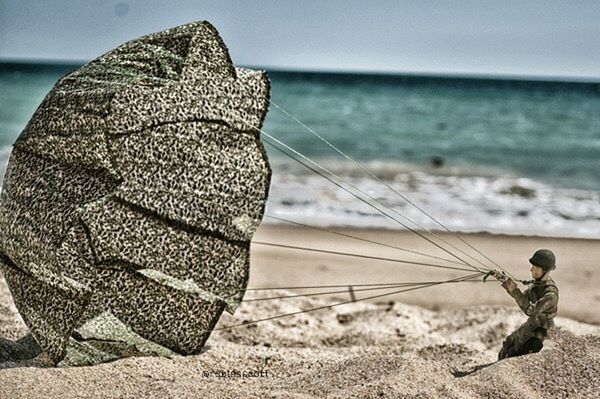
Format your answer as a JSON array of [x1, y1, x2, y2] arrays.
[[265, 160, 600, 239]]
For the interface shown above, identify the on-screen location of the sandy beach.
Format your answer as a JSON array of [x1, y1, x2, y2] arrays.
[[1, 224, 599, 398]]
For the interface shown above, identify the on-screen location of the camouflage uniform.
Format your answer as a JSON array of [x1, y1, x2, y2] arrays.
[[498, 276, 559, 360]]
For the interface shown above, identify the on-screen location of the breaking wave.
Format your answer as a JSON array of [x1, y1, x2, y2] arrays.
[[265, 160, 600, 239]]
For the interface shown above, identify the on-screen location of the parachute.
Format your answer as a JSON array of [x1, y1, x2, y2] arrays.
[[0, 21, 271, 364]]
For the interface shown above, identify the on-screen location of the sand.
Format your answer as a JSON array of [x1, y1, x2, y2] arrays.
[[1, 224, 599, 398]]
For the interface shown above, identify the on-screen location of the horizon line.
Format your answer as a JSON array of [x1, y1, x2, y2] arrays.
[[2, 57, 600, 85]]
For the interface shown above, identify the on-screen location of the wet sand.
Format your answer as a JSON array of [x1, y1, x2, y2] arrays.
[[1, 225, 599, 398]]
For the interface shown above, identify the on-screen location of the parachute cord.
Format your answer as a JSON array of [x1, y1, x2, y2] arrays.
[[243, 278, 483, 302], [223, 240, 479, 299], [265, 214, 466, 266], [269, 101, 508, 276], [262, 134, 486, 273], [261, 131, 489, 274], [212, 272, 484, 332], [244, 280, 482, 291], [251, 241, 478, 272]]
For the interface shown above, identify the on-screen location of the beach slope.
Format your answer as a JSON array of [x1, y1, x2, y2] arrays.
[[1, 225, 599, 398]]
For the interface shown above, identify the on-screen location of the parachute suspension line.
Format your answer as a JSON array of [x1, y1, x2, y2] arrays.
[[269, 101, 507, 275], [259, 130, 489, 274], [245, 280, 482, 291], [246, 281, 478, 291], [251, 241, 478, 272], [243, 278, 484, 302], [225, 237, 478, 299], [265, 214, 466, 267], [213, 272, 485, 332], [261, 133, 485, 273], [224, 267, 479, 299]]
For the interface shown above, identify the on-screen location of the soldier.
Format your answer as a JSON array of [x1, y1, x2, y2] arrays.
[[495, 249, 559, 360]]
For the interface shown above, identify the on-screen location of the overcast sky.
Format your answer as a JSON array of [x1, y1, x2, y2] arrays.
[[1, 0, 599, 79]]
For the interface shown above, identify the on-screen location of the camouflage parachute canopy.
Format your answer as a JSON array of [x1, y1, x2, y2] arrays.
[[0, 21, 271, 365]]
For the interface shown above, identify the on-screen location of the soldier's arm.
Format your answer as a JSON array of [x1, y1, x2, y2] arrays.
[[528, 290, 559, 328], [531, 291, 558, 314], [509, 287, 558, 320], [507, 286, 533, 315]]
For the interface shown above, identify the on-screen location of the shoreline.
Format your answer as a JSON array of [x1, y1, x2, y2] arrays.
[[263, 219, 600, 241]]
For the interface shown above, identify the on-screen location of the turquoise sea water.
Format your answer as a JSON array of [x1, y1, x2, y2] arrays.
[[267, 71, 600, 191], [1, 62, 599, 237]]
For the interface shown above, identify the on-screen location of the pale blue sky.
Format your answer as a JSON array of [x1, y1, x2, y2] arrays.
[[0, 0, 599, 79]]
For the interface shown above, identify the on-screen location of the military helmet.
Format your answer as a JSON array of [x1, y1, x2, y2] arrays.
[[529, 249, 556, 271]]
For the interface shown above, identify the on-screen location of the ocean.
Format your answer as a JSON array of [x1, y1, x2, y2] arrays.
[[1, 62, 599, 238]]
